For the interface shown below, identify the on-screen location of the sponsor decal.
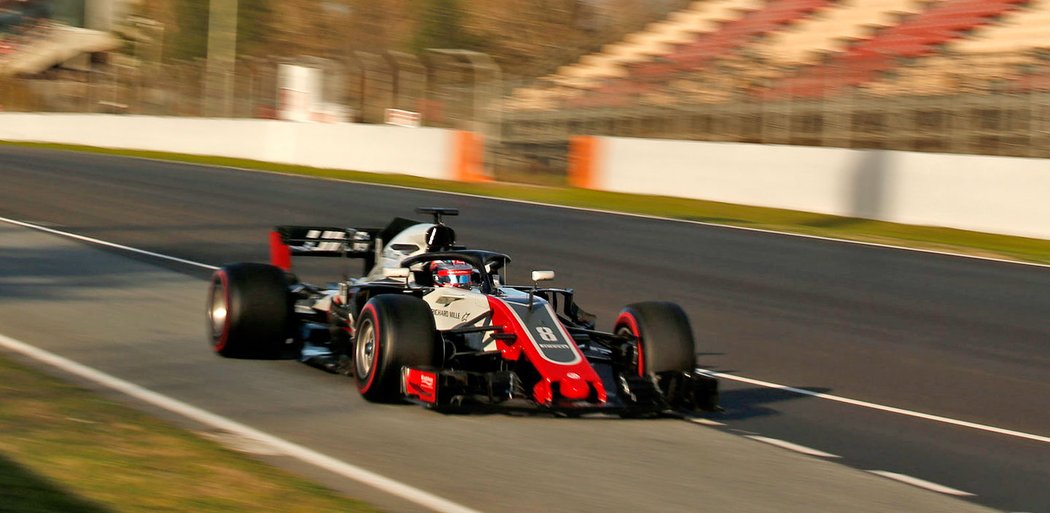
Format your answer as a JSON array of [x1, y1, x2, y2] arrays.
[[404, 368, 438, 404], [505, 302, 580, 364], [293, 229, 347, 252], [436, 296, 463, 307], [432, 309, 463, 320]]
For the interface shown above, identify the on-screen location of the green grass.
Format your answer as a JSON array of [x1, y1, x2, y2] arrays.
[[4, 140, 1049, 265], [0, 354, 380, 513]]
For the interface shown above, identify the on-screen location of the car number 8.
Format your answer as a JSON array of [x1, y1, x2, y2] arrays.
[[535, 326, 558, 342]]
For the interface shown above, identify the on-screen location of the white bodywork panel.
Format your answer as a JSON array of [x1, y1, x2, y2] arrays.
[[423, 287, 491, 330], [423, 287, 496, 351], [366, 223, 433, 281]]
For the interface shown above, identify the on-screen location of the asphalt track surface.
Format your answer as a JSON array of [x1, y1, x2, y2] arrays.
[[0, 146, 1047, 512]]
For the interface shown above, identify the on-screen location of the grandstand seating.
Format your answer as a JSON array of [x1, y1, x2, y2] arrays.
[[569, 0, 833, 108], [947, 0, 1050, 54], [865, 46, 1050, 96], [765, 0, 1029, 98], [632, 0, 832, 76], [507, 0, 1050, 112], [0, 24, 120, 76], [864, 8, 1050, 97], [547, 0, 763, 90], [749, 0, 927, 66]]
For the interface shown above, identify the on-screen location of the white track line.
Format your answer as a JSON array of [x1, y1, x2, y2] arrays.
[[700, 370, 1050, 445], [0, 216, 218, 271], [688, 417, 726, 427], [745, 436, 841, 458], [867, 471, 976, 497], [3, 218, 1049, 445], [0, 333, 485, 513]]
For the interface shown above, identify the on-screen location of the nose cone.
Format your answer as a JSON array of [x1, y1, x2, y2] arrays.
[[559, 374, 590, 401]]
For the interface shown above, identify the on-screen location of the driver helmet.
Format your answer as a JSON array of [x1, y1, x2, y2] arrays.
[[430, 260, 474, 288]]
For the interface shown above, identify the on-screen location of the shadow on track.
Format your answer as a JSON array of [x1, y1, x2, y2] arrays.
[[0, 244, 188, 303], [716, 385, 831, 421]]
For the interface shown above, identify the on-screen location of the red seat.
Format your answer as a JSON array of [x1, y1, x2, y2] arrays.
[[558, 0, 1032, 108], [764, 0, 1027, 98], [654, 0, 835, 75]]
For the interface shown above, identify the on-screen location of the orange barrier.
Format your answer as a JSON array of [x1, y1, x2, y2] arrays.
[[451, 130, 490, 183], [568, 135, 600, 189]]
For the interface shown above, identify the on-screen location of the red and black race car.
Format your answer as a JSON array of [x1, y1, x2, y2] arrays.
[[207, 208, 718, 415]]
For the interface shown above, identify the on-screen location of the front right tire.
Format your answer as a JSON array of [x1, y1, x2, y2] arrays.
[[614, 301, 696, 382]]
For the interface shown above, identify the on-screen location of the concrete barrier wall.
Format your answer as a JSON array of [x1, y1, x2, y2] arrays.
[[0, 114, 479, 181], [2, 114, 1047, 239], [578, 136, 1050, 240]]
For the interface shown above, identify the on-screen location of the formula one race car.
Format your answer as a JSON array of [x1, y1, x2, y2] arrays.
[[207, 208, 718, 416]]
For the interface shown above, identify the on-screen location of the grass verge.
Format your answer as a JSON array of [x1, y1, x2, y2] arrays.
[[4, 140, 1049, 265], [0, 353, 379, 513]]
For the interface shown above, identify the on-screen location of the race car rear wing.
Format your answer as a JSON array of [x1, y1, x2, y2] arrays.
[[269, 226, 379, 271]]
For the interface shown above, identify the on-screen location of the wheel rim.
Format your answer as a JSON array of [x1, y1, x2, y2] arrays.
[[208, 282, 228, 341], [616, 325, 643, 376], [356, 318, 377, 379]]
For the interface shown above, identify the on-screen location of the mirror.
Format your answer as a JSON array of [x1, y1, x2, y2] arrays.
[[531, 270, 555, 283], [383, 267, 410, 278]]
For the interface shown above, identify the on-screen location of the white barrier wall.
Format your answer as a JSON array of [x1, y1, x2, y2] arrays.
[[0, 114, 459, 180], [595, 136, 1050, 240], [2, 114, 1048, 239]]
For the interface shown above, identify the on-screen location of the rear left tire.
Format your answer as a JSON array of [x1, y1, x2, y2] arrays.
[[208, 263, 292, 358]]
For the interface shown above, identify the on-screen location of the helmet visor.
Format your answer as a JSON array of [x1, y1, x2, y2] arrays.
[[435, 267, 473, 288]]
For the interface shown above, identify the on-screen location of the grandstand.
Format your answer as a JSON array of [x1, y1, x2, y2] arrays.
[[502, 0, 1050, 167], [1, 24, 120, 76], [748, 0, 926, 66], [511, 0, 1040, 108], [765, 0, 1030, 98], [508, 0, 769, 110], [2, 0, 1047, 171], [868, 0, 1050, 95], [0, 0, 122, 77], [550, 0, 765, 88]]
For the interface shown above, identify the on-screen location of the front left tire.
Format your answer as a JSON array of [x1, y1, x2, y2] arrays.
[[354, 294, 438, 402]]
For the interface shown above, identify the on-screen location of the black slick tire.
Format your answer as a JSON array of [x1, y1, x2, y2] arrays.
[[614, 301, 696, 378], [354, 294, 438, 403], [208, 263, 292, 358]]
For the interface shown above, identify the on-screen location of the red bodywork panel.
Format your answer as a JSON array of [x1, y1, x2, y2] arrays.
[[402, 367, 438, 404], [487, 296, 607, 406], [269, 230, 292, 271]]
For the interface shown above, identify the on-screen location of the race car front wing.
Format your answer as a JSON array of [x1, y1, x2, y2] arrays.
[[401, 365, 718, 415]]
